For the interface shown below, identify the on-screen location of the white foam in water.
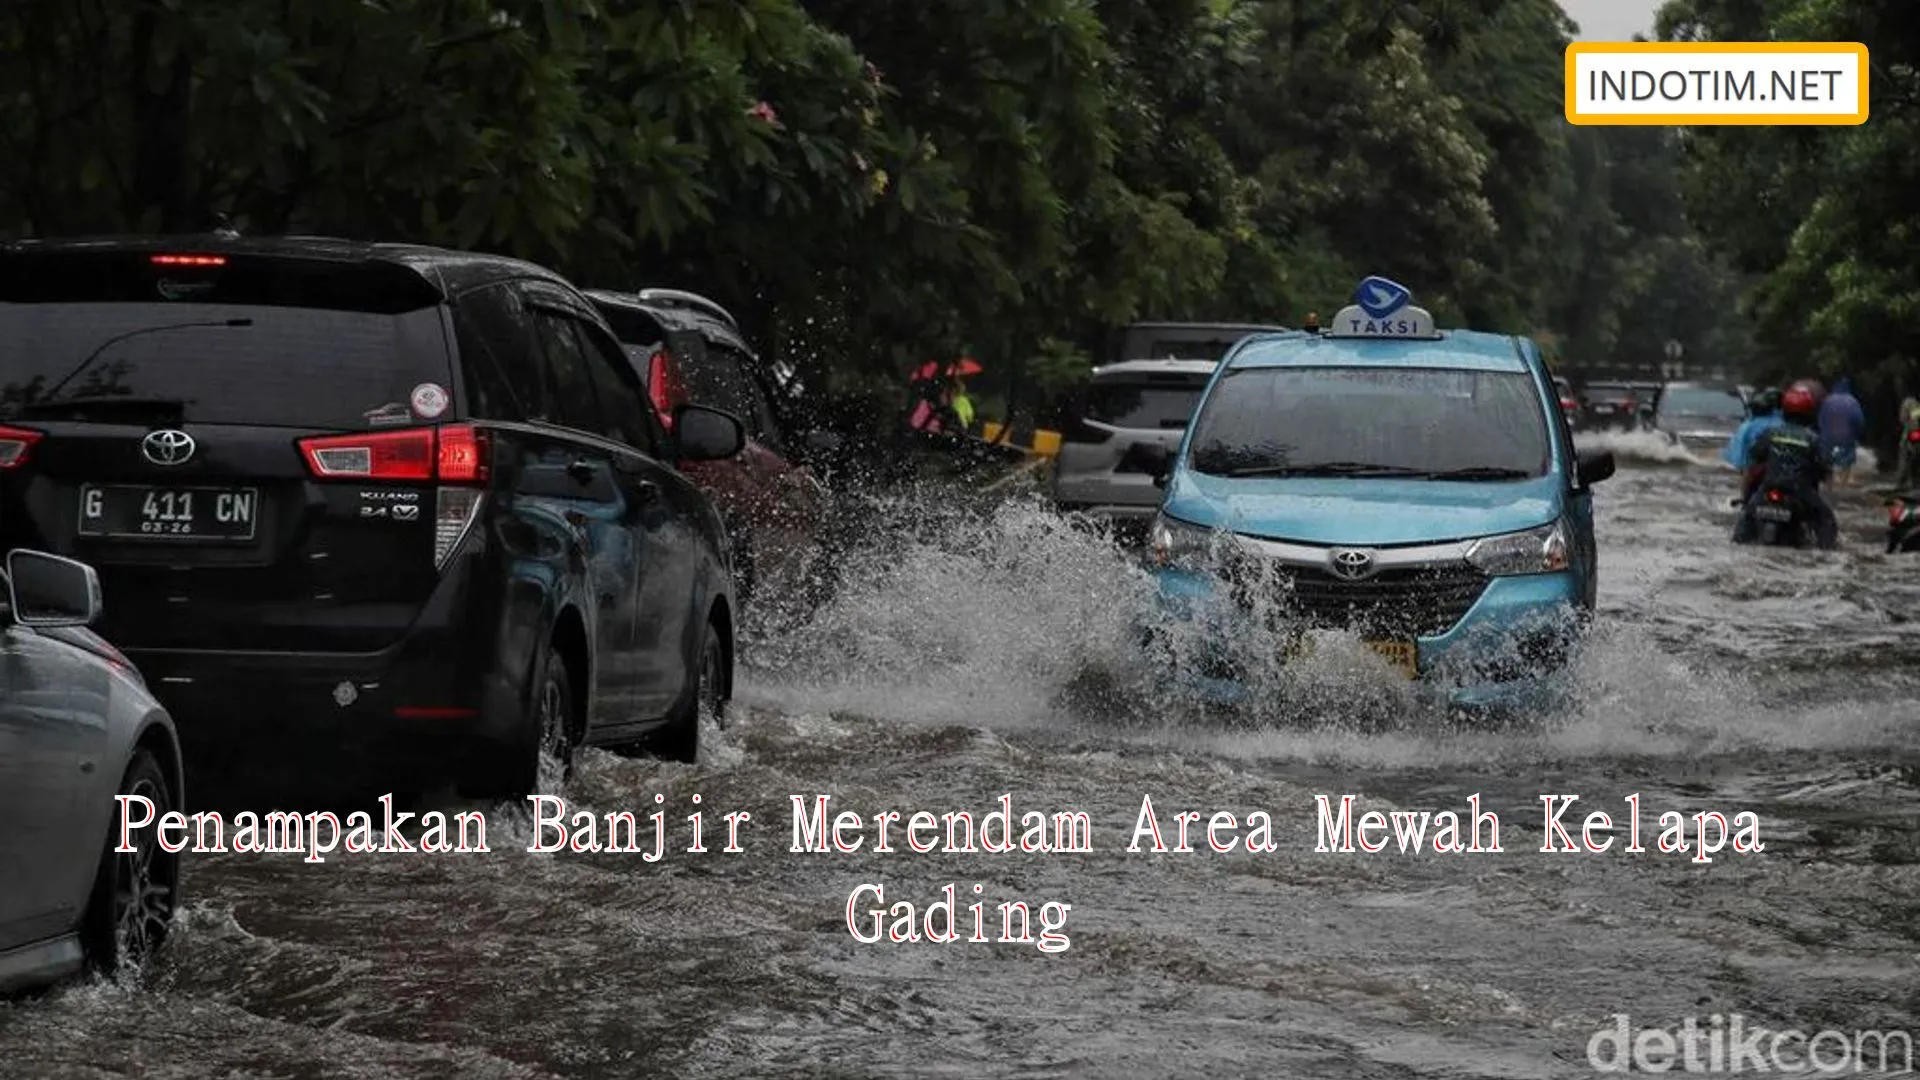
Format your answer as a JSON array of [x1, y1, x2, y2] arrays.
[[1573, 429, 1710, 466], [742, 487, 1908, 769]]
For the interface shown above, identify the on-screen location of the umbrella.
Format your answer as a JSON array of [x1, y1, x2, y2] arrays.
[[946, 357, 984, 377]]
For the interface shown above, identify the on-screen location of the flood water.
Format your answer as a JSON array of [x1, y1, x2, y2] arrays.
[[5, 434, 1919, 1078]]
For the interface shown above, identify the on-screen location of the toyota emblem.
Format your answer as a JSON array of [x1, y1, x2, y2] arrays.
[[141, 429, 196, 466], [1327, 547, 1377, 581]]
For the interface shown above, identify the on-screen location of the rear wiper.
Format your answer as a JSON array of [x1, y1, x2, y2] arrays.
[[1416, 466, 1534, 480], [11, 396, 189, 421], [1220, 462, 1428, 478]]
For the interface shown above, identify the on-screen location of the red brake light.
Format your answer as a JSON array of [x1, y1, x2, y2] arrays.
[[1766, 489, 1785, 503], [297, 424, 488, 484], [149, 254, 226, 267], [1907, 430, 1920, 444], [1560, 397, 1577, 410], [647, 349, 687, 430], [0, 424, 43, 469]]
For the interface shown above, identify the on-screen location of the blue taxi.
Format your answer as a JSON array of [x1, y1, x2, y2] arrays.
[[1135, 276, 1616, 712]]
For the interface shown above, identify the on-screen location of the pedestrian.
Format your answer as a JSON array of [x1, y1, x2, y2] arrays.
[[1817, 376, 1866, 484]]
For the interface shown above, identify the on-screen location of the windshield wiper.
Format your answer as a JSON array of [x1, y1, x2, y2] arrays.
[[11, 396, 190, 421], [38, 318, 253, 402], [1219, 462, 1429, 479], [1415, 466, 1534, 480]]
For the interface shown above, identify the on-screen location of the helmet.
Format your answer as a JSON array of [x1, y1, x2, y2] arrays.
[[1780, 385, 1817, 422], [1790, 378, 1826, 405], [1751, 387, 1781, 414]]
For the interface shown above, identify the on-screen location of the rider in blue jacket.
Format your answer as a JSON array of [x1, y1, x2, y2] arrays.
[[1723, 386, 1783, 473]]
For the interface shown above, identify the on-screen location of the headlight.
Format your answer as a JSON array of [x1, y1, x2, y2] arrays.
[[1147, 512, 1216, 570], [1465, 521, 1570, 576]]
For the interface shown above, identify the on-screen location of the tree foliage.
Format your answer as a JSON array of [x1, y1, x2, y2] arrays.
[[0, 0, 1743, 408]]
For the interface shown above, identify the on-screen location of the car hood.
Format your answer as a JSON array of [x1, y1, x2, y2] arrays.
[[1162, 471, 1562, 546]]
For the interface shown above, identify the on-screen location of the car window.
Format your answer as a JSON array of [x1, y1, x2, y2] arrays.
[[528, 307, 603, 436], [1188, 365, 1550, 478], [572, 318, 661, 455], [1085, 379, 1206, 430], [451, 284, 547, 423], [1658, 387, 1745, 417], [679, 345, 774, 444], [0, 249, 458, 430]]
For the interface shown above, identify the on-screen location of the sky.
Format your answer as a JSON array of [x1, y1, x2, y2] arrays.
[[1556, 0, 1661, 41]]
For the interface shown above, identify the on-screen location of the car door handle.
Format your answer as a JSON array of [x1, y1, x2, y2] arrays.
[[565, 460, 596, 484]]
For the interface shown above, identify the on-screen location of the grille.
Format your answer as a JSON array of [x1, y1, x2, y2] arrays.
[[1233, 561, 1491, 638]]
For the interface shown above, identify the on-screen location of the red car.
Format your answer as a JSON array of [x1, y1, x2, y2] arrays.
[[586, 289, 831, 613]]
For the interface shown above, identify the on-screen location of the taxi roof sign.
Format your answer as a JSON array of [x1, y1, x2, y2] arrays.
[[1326, 275, 1443, 340]]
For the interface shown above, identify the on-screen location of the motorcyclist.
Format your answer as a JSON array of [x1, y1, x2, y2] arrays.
[[1898, 395, 1920, 489], [1732, 384, 1838, 550], [1723, 386, 1783, 494]]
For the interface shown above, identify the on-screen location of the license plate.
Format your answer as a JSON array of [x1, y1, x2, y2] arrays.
[[1286, 636, 1418, 679], [1592, 404, 1616, 412], [77, 484, 260, 541], [1753, 504, 1793, 523]]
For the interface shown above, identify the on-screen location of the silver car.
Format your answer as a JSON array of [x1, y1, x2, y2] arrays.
[[1653, 382, 1748, 453], [1053, 359, 1219, 531], [0, 550, 182, 993]]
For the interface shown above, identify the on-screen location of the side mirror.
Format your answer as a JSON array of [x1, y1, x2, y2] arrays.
[[672, 404, 746, 462], [1576, 449, 1616, 486], [6, 549, 101, 628], [1123, 443, 1173, 487]]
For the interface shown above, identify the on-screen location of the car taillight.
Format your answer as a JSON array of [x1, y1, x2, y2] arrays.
[[648, 349, 687, 431], [1560, 398, 1577, 411], [1907, 429, 1920, 444], [149, 253, 227, 267], [1766, 489, 1786, 503], [297, 424, 491, 570], [0, 425, 43, 469]]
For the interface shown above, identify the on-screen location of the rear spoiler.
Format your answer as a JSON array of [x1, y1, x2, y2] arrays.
[[0, 247, 444, 314]]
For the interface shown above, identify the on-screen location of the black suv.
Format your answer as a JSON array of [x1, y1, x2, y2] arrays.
[[0, 236, 746, 795]]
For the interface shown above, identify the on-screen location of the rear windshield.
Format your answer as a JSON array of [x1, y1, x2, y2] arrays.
[[1124, 335, 1252, 363], [0, 302, 454, 429], [1085, 378, 1206, 430], [1189, 365, 1550, 478], [1658, 387, 1745, 417], [0, 249, 455, 429], [1584, 384, 1636, 401]]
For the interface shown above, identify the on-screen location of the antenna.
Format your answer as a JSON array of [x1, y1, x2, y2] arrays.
[[637, 287, 738, 329]]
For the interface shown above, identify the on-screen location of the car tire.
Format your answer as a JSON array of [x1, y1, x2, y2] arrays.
[[656, 615, 727, 764], [83, 747, 179, 976], [461, 645, 574, 800]]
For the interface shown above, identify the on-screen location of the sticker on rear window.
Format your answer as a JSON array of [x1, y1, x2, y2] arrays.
[[364, 403, 412, 428], [410, 382, 449, 419]]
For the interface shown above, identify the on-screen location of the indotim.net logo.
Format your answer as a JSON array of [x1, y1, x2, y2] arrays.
[[1586, 1013, 1915, 1074]]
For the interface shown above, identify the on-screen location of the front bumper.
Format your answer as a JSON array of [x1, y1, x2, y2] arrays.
[[1149, 565, 1585, 712]]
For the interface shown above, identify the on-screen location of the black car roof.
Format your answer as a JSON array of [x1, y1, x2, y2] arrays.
[[585, 289, 754, 355], [0, 234, 578, 299]]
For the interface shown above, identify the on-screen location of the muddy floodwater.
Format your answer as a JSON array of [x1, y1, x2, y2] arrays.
[[5, 434, 1919, 1078]]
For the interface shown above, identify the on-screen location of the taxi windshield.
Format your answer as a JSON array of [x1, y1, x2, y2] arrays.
[[1187, 365, 1550, 480]]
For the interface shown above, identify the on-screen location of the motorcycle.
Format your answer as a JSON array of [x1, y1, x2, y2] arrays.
[[1887, 493, 1920, 553], [1744, 486, 1814, 548]]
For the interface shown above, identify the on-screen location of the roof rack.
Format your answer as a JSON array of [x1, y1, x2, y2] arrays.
[[637, 287, 737, 329]]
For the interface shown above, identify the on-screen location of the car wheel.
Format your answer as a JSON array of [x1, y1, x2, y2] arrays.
[[460, 646, 574, 799], [657, 616, 727, 764], [84, 747, 179, 976]]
